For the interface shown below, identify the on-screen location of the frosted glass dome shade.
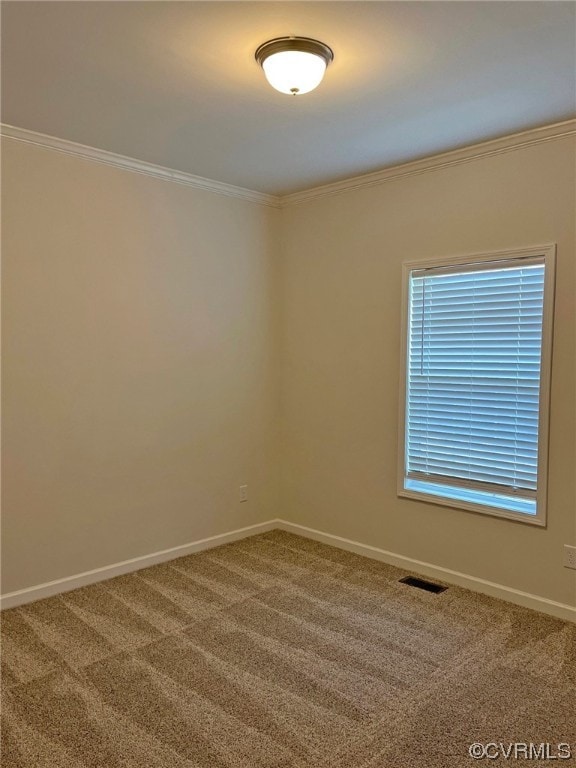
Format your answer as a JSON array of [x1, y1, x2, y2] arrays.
[[255, 37, 334, 96], [262, 50, 326, 95]]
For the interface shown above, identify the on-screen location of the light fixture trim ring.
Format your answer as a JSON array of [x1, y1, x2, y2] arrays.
[[255, 37, 334, 68]]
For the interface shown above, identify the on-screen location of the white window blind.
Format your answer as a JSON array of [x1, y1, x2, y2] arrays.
[[401, 250, 553, 522]]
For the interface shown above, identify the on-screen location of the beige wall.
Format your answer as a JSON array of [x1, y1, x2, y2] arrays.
[[1, 138, 280, 593], [280, 137, 576, 607], [3, 132, 575, 609]]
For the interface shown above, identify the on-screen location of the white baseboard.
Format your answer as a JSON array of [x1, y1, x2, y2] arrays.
[[275, 520, 576, 624], [0, 520, 279, 610], [2, 517, 574, 622]]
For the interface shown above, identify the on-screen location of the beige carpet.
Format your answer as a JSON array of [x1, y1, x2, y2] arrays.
[[1, 530, 575, 767]]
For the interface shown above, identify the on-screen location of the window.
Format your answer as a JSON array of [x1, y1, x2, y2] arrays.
[[398, 245, 555, 525]]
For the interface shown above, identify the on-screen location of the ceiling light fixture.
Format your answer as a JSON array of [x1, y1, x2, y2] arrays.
[[255, 37, 334, 95]]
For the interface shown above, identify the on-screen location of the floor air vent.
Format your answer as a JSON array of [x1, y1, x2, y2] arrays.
[[399, 576, 447, 594]]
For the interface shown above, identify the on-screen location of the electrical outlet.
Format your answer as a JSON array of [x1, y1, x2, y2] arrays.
[[564, 545, 576, 570], [239, 485, 248, 503]]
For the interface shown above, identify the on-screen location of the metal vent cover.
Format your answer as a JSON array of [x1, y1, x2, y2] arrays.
[[399, 576, 447, 594]]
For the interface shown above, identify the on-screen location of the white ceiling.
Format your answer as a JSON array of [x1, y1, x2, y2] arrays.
[[2, 2, 575, 196]]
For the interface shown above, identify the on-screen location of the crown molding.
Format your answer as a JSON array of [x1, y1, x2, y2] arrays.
[[281, 119, 576, 207], [2, 120, 574, 209], [0, 124, 281, 209]]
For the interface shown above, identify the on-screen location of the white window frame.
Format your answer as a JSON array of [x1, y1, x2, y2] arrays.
[[397, 244, 556, 526]]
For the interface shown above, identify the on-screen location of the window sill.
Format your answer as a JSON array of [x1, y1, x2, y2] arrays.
[[398, 480, 545, 526]]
